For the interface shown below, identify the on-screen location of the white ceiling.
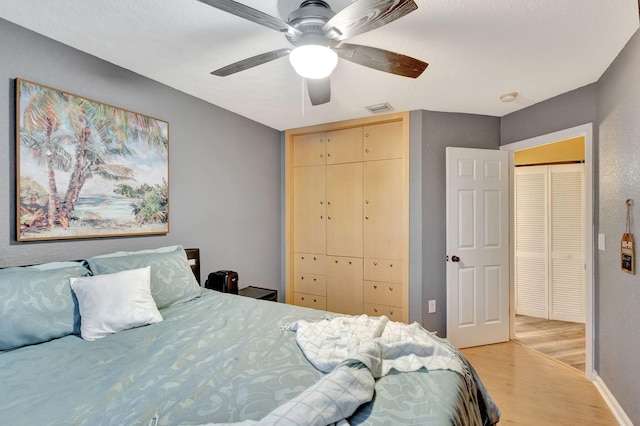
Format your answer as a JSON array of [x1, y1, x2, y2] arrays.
[[1, 0, 638, 131]]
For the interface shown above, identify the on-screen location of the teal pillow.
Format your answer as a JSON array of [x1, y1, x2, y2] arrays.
[[0, 264, 91, 351], [86, 247, 201, 309]]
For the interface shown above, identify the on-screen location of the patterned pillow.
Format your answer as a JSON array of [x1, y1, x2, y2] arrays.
[[0, 264, 91, 351], [85, 247, 202, 309]]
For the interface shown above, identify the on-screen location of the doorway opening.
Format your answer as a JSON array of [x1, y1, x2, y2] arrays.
[[512, 137, 586, 372], [501, 123, 594, 379]]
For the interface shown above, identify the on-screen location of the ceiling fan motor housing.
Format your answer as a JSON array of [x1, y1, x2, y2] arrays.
[[285, 0, 337, 47]]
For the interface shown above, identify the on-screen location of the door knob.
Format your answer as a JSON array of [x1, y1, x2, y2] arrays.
[[451, 255, 461, 262]]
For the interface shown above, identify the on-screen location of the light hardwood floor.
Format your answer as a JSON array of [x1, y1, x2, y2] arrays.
[[515, 315, 586, 371], [462, 342, 617, 425]]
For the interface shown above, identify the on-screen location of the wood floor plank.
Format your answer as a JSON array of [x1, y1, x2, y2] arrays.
[[515, 315, 586, 371], [462, 342, 617, 425]]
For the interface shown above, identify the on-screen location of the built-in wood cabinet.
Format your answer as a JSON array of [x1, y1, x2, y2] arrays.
[[285, 112, 409, 321], [326, 162, 363, 257], [293, 166, 325, 253], [364, 159, 404, 260]]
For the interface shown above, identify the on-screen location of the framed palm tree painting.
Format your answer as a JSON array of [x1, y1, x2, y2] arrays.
[[16, 79, 169, 241]]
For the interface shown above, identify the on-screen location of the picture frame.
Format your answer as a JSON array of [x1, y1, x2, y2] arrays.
[[16, 78, 169, 241]]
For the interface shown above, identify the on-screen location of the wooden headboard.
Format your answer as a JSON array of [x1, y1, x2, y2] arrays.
[[1, 248, 202, 285], [185, 248, 201, 285]]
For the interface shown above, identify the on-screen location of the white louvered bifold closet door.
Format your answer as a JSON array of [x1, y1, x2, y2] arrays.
[[515, 166, 548, 318], [549, 164, 585, 322]]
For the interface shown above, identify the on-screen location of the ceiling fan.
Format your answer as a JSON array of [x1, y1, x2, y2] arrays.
[[198, 0, 428, 105]]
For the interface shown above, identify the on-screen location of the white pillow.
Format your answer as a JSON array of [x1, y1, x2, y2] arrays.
[[69, 266, 163, 341]]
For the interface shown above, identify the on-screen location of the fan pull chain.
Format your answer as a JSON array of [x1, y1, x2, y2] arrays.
[[301, 78, 305, 116]]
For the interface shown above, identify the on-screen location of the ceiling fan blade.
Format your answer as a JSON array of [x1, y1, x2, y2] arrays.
[[197, 0, 301, 38], [336, 43, 427, 78], [322, 0, 417, 41], [306, 78, 331, 106], [211, 48, 292, 76]]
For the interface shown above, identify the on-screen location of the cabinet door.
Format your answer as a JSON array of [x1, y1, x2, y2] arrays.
[[294, 132, 326, 166], [293, 166, 326, 253], [363, 121, 403, 161], [364, 159, 404, 259], [326, 163, 363, 257], [327, 127, 363, 164], [326, 256, 363, 315]]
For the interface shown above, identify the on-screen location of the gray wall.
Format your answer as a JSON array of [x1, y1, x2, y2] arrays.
[[414, 111, 500, 335], [500, 30, 640, 423], [0, 19, 283, 294], [596, 28, 640, 424], [501, 83, 598, 145]]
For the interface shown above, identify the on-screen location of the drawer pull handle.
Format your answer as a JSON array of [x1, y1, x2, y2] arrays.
[[301, 297, 305, 301], [301, 276, 304, 280], [373, 261, 378, 266], [328, 216, 331, 220], [313, 278, 317, 282], [389, 263, 393, 267], [335, 260, 338, 263], [320, 154, 324, 157], [313, 257, 316, 260], [365, 216, 369, 220], [301, 256, 304, 260], [389, 310, 394, 315], [365, 148, 370, 153], [320, 215, 323, 219], [365, 200, 369, 204], [348, 261, 352, 265], [327, 153, 331, 157], [389, 287, 393, 291], [365, 133, 369, 137], [313, 299, 317, 302], [373, 285, 378, 289], [320, 201, 323, 205], [373, 308, 378, 313]]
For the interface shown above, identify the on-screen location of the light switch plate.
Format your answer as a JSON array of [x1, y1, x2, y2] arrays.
[[598, 233, 606, 251], [428, 300, 436, 313]]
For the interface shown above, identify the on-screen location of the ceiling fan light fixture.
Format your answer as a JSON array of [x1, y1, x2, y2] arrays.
[[289, 45, 338, 79]]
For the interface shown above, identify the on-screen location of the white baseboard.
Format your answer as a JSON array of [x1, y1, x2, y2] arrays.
[[592, 372, 633, 426]]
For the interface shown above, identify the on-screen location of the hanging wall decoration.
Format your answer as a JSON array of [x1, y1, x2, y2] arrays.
[[621, 199, 635, 274], [16, 79, 169, 241]]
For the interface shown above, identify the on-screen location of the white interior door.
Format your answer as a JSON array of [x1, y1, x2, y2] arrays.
[[446, 147, 510, 348], [514, 165, 549, 318]]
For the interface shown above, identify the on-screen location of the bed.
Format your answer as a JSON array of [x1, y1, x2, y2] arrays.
[[0, 246, 500, 425]]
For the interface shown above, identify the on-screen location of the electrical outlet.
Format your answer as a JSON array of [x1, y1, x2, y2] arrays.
[[428, 300, 436, 313]]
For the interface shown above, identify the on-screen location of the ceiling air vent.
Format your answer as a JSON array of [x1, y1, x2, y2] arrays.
[[365, 102, 394, 114]]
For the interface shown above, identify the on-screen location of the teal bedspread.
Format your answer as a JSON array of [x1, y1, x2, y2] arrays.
[[0, 290, 497, 425]]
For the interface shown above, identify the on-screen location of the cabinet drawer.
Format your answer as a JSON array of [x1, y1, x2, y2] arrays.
[[363, 280, 402, 307], [294, 292, 327, 310], [364, 303, 404, 321], [294, 253, 326, 275], [294, 273, 326, 296], [364, 258, 402, 283]]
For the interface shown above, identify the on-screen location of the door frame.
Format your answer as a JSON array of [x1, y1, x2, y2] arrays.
[[501, 123, 594, 379]]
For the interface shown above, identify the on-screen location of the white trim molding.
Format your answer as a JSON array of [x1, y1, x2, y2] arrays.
[[593, 372, 633, 426]]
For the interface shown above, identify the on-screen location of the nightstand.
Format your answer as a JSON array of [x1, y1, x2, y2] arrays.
[[238, 286, 278, 302]]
